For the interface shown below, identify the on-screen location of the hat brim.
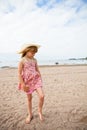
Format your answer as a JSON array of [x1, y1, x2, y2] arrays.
[[17, 43, 41, 54]]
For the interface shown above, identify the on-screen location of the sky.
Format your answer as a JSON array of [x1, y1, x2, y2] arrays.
[[0, 0, 87, 59]]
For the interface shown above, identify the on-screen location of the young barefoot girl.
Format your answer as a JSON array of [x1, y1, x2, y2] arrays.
[[18, 43, 44, 123]]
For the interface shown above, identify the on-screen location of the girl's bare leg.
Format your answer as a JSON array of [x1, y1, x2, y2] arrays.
[[36, 87, 44, 121], [26, 94, 33, 123]]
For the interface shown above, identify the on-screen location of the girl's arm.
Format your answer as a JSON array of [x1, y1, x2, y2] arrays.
[[18, 60, 30, 92], [35, 61, 41, 77], [18, 60, 25, 88]]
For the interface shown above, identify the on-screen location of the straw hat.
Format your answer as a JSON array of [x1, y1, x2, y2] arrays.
[[18, 43, 41, 54]]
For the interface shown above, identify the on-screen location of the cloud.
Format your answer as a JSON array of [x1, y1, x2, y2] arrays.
[[0, 0, 87, 59]]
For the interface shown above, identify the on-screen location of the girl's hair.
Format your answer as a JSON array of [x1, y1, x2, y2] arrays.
[[21, 46, 38, 57]]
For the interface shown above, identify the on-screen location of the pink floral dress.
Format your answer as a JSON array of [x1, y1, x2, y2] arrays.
[[18, 57, 42, 94]]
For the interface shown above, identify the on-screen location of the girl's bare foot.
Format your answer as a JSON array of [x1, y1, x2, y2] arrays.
[[38, 112, 44, 121], [25, 115, 33, 124]]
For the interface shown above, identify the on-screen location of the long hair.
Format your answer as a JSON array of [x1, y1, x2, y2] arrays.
[[21, 46, 38, 57]]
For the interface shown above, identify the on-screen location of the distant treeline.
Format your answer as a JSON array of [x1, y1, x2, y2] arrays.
[[69, 57, 87, 60]]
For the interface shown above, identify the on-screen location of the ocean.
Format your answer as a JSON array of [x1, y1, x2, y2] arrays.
[[0, 53, 87, 68]]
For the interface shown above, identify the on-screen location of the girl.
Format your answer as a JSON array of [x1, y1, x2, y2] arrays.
[[18, 43, 44, 124]]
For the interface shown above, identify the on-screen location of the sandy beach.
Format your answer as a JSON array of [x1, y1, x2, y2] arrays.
[[0, 65, 87, 130]]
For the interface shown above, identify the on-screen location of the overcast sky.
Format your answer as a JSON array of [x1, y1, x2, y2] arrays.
[[0, 0, 87, 59]]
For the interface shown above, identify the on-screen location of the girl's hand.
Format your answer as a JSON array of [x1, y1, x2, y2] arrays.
[[24, 85, 30, 92], [21, 83, 30, 92]]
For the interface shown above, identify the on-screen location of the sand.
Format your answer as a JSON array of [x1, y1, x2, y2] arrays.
[[0, 65, 87, 130]]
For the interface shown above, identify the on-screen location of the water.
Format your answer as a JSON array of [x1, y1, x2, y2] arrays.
[[0, 53, 19, 67], [0, 53, 87, 68]]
